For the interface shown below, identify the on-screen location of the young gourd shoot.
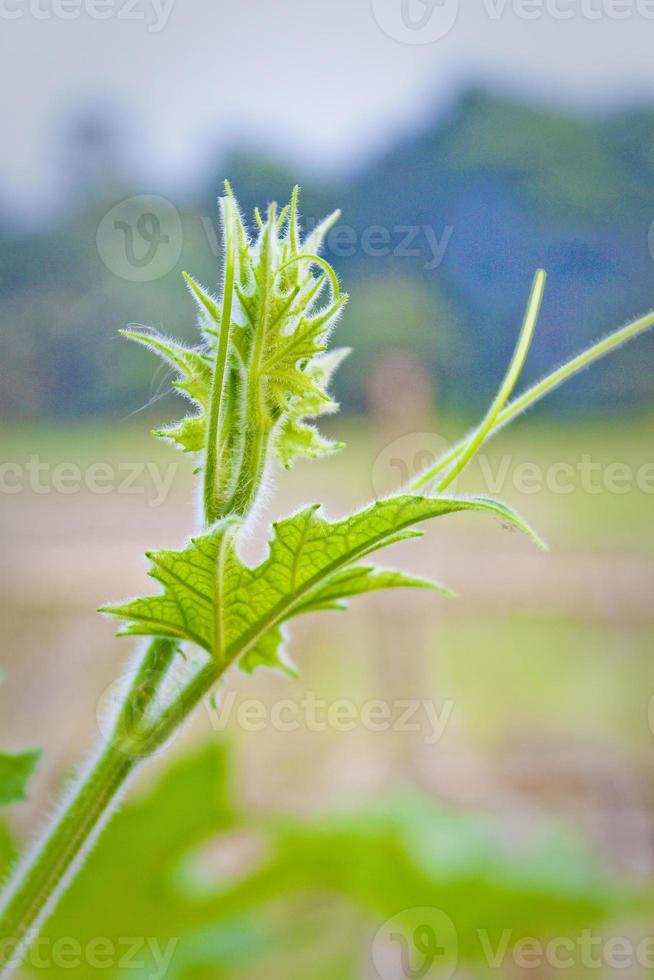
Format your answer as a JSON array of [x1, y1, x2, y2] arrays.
[[1, 184, 653, 973]]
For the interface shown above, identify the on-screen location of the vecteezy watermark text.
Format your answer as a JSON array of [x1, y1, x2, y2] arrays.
[[1, 935, 177, 979], [480, 929, 654, 971], [371, 0, 654, 46], [476, 453, 654, 496], [205, 691, 454, 745], [201, 215, 454, 272], [95, 195, 454, 283], [484, 0, 654, 20], [372, 432, 654, 499], [0, 0, 175, 30], [373, 907, 654, 977], [0, 455, 178, 507]]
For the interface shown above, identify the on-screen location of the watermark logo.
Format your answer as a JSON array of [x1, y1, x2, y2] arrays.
[[372, 907, 458, 979], [372, 432, 457, 498], [371, 432, 654, 499], [96, 667, 187, 758], [371, 0, 460, 43], [96, 195, 182, 282]]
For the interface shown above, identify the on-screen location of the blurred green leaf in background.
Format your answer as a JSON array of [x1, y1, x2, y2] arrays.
[[3, 741, 648, 979]]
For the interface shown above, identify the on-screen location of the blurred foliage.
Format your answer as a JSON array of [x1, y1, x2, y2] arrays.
[[337, 275, 464, 412], [1, 90, 654, 422], [0, 742, 648, 978], [438, 93, 626, 218], [0, 676, 40, 809], [437, 615, 654, 748]]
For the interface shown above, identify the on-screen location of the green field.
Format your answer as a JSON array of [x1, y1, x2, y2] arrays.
[[2, 415, 654, 977]]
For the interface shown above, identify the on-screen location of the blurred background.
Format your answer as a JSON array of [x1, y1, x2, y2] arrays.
[[2, 0, 654, 976]]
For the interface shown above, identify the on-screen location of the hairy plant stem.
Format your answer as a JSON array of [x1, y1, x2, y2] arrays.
[[0, 655, 219, 974], [0, 743, 133, 970], [203, 196, 237, 526], [227, 204, 275, 518], [229, 420, 273, 518], [3, 174, 652, 977], [5, 191, 254, 953]]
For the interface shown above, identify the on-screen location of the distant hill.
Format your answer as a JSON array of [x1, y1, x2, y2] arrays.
[[2, 90, 653, 420], [335, 89, 654, 412]]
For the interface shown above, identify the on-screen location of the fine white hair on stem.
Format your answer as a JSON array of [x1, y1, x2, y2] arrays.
[[0, 739, 138, 972]]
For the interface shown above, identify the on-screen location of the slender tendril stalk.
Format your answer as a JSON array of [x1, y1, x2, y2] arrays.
[[1, 184, 653, 976], [0, 658, 221, 972], [410, 299, 654, 493], [436, 270, 545, 492]]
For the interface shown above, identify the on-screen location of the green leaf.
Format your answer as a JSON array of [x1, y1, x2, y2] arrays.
[[183, 272, 222, 342], [27, 742, 645, 980], [29, 744, 267, 980], [0, 751, 41, 808], [291, 565, 454, 616], [101, 494, 544, 677], [120, 328, 213, 454]]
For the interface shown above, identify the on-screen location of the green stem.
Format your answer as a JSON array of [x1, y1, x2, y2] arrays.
[[138, 661, 218, 754], [115, 637, 179, 738], [227, 205, 275, 518], [0, 744, 135, 972], [491, 308, 654, 433], [0, 187, 347, 973], [203, 195, 237, 527], [276, 253, 340, 300], [0, 655, 219, 976], [228, 421, 273, 518]]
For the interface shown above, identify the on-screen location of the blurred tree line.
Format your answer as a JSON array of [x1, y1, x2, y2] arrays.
[[2, 88, 654, 423]]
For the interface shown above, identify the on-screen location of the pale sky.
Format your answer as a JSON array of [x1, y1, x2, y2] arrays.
[[1, 0, 654, 218]]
